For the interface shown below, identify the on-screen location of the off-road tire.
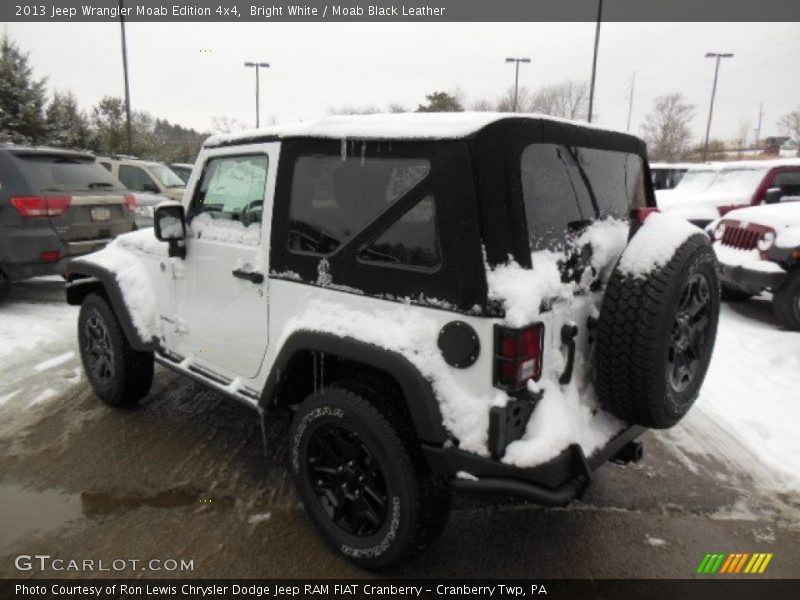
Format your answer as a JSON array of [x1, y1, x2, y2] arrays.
[[594, 234, 720, 429], [720, 284, 754, 302], [288, 386, 449, 569], [773, 270, 800, 331], [0, 269, 11, 304], [78, 293, 154, 408]]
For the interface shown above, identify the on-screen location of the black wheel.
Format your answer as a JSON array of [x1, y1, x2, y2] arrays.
[[720, 284, 754, 302], [594, 233, 721, 429], [289, 386, 449, 569], [0, 269, 11, 304], [78, 293, 154, 408], [773, 270, 800, 331]]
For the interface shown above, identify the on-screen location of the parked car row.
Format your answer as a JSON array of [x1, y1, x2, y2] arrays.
[[0, 145, 194, 302], [653, 159, 800, 331]]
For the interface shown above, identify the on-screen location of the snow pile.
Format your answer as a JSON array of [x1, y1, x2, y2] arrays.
[[158, 215, 184, 238], [279, 299, 506, 454], [78, 228, 168, 341], [712, 243, 785, 273], [190, 213, 260, 246], [618, 212, 700, 277], [82, 245, 158, 341], [487, 218, 629, 327]]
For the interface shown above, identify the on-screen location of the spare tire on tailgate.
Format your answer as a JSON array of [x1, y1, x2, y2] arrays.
[[594, 220, 720, 429]]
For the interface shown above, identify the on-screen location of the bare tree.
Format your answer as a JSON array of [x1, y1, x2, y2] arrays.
[[211, 116, 248, 134], [470, 98, 495, 112], [328, 105, 380, 115], [387, 103, 408, 113], [778, 107, 800, 155], [530, 80, 589, 120], [496, 85, 532, 112], [641, 93, 696, 161]]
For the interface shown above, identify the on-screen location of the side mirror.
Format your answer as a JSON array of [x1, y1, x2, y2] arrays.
[[764, 187, 783, 205], [154, 204, 187, 259]]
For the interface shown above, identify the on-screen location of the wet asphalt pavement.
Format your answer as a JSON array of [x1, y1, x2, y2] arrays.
[[0, 279, 798, 580]]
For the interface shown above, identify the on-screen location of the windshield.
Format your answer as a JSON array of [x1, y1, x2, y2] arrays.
[[674, 169, 720, 193], [520, 144, 645, 251], [705, 168, 768, 196], [149, 164, 185, 188], [13, 154, 126, 193]]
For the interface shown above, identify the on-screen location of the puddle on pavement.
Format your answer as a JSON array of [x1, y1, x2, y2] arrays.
[[0, 483, 82, 550], [0, 482, 235, 550], [80, 488, 235, 517]]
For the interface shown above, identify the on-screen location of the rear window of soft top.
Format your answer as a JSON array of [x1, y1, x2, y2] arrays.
[[13, 153, 125, 193]]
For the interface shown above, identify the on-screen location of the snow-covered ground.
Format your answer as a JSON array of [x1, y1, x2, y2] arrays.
[[0, 278, 798, 492]]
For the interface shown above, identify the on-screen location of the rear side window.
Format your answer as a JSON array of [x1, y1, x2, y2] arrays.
[[287, 156, 430, 255], [13, 154, 125, 193], [772, 171, 800, 197], [118, 165, 158, 192], [520, 144, 645, 251], [359, 194, 441, 270]]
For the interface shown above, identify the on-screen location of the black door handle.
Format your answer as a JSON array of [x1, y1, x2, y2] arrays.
[[232, 269, 264, 284], [558, 323, 579, 385]]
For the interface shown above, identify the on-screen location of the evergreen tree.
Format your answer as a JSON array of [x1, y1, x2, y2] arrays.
[[91, 96, 127, 155], [46, 91, 91, 149], [416, 91, 463, 113], [0, 33, 48, 144]]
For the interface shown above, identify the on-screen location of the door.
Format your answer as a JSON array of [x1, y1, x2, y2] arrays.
[[169, 144, 276, 379]]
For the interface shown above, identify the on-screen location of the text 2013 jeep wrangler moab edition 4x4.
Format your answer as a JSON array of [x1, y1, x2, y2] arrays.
[[65, 114, 720, 568]]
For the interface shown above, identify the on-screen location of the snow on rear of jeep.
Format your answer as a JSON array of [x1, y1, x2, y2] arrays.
[[65, 113, 720, 568]]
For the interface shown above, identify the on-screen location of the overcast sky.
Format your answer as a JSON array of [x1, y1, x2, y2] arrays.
[[8, 21, 800, 143]]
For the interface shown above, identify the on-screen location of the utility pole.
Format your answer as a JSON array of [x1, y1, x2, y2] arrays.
[[626, 71, 636, 131], [505, 57, 531, 112], [754, 102, 764, 149], [702, 52, 734, 163], [119, 0, 133, 155], [244, 62, 270, 127], [587, 0, 603, 123]]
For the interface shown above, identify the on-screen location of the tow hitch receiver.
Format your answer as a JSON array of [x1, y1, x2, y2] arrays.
[[611, 440, 644, 465]]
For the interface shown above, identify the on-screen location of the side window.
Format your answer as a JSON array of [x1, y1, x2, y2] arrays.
[[287, 156, 430, 255], [189, 154, 268, 243], [119, 165, 156, 192], [98, 161, 112, 172], [772, 171, 800, 198], [359, 195, 441, 271]]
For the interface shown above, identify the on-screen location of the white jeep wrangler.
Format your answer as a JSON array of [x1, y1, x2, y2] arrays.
[[65, 113, 721, 568]]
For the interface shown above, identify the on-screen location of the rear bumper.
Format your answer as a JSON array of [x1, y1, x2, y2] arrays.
[[1, 229, 111, 281], [423, 425, 646, 506], [719, 263, 786, 293]]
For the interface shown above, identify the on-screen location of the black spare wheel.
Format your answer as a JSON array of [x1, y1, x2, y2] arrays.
[[773, 270, 800, 331], [594, 233, 720, 429], [288, 386, 450, 569], [0, 269, 11, 304]]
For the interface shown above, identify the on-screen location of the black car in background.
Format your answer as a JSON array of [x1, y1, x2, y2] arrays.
[[0, 145, 135, 303]]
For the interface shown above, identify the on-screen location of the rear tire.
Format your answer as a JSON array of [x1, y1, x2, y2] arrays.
[[594, 234, 720, 429], [773, 271, 800, 331], [0, 269, 11, 305], [78, 293, 154, 408], [289, 386, 449, 569]]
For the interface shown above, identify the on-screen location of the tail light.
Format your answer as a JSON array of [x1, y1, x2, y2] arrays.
[[40, 250, 61, 263], [632, 207, 660, 224], [10, 196, 72, 217], [124, 193, 137, 212], [494, 323, 544, 391]]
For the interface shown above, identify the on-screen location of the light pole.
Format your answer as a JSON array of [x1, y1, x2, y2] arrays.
[[244, 61, 270, 128], [702, 52, 734, 162], [119, 0, 133, 154], [505, 57, 531, 112], [587, 0, 603, 123]]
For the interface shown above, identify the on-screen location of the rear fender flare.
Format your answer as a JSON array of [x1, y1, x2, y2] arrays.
[[261, 331, 449, 445]]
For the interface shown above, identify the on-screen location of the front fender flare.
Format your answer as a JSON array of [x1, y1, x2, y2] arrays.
[[261, 331, 449, 445], [66, 259, 157, 352]]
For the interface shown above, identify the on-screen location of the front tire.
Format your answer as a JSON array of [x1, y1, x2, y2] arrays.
[[289, 387, 448, 569], [0, 269, 11, 305], [720, 284, 755, 302], [773, 271, 800, 331], [78, 293, 154, 408]]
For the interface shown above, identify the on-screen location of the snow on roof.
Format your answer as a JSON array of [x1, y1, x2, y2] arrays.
[[204, 112, 628, 147]]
